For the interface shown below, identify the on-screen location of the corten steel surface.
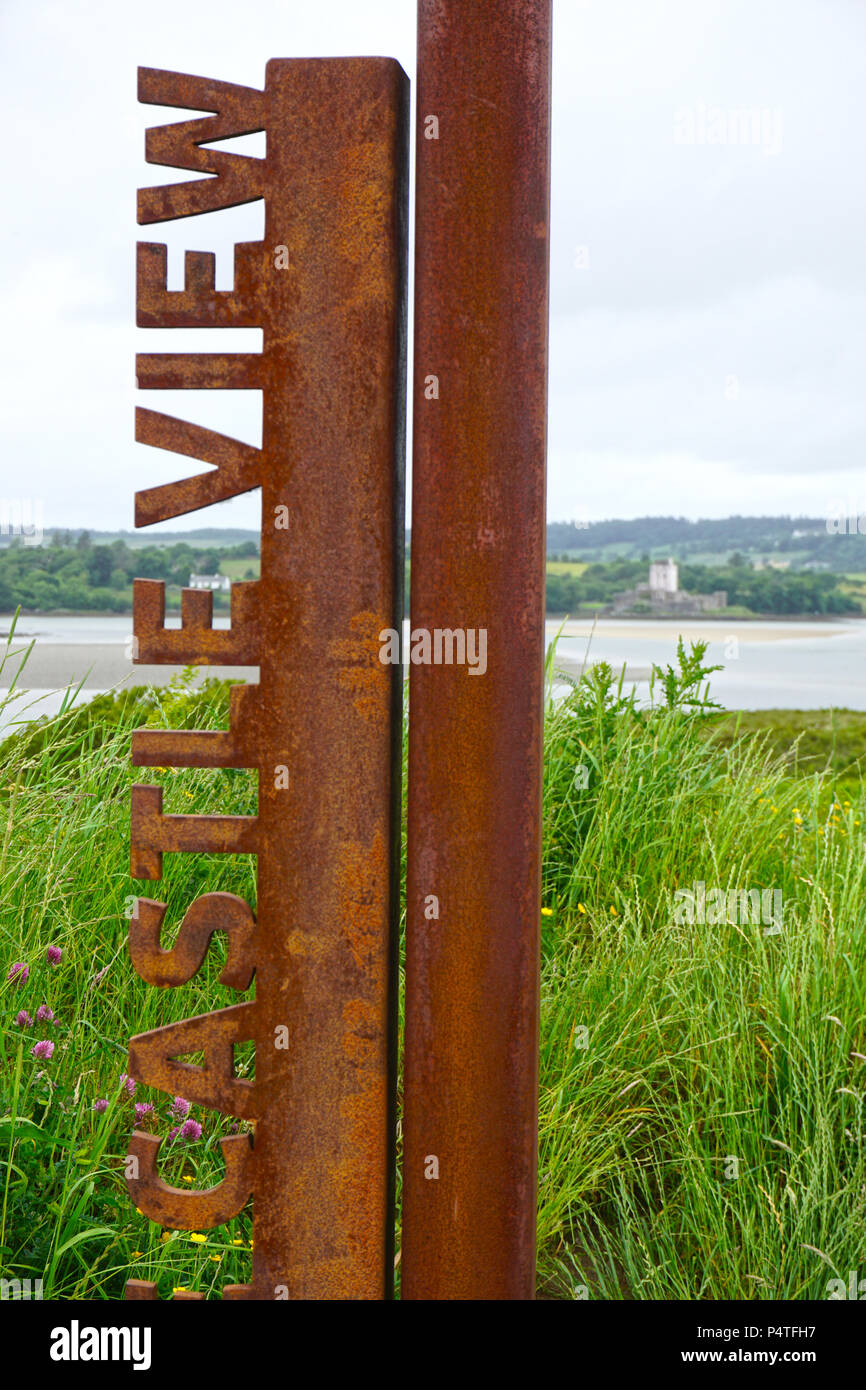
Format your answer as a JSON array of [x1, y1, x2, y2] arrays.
[[124, 59, 409, 1300], [402, 1, 553, 1299]]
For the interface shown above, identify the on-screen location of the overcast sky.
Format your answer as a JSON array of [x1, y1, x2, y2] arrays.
[[1, 0, 864, 532]]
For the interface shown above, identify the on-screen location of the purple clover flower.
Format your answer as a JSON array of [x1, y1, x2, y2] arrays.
[[93, 1098, 109, 1113], [31, 1039, 54, 1060], [170, 1096, 190, 1119], [46, 946, 62, 965], [15, 1010, 32, 1028], [179, 1119, 202, 1142], [35, 1004, 54, 1023], [7, 962, 29, 985]]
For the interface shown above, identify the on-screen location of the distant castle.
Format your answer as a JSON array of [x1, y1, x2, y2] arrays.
[[608, 559, 726, 616]]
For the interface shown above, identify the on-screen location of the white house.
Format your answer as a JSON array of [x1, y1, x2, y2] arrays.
[[189, 573, 230, 592]]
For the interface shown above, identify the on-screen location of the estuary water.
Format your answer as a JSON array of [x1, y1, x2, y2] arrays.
[[0, 614, 864, 734], [546, 617, 866, 710]]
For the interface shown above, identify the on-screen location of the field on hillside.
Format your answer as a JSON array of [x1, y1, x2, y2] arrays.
[[1, 639, 866, 1299], [218, 556, 260, 582], [546, 560, 590, 577]]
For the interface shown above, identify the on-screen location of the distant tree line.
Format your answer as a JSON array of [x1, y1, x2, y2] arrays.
[[0, 536, 258, 613], [545, 515, 866, 570], [679, 563, 858, 615], [545, 560, 859, 617], [1, 534, 859, 618]]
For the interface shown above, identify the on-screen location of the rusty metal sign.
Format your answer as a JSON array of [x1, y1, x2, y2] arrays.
[[402, 0, 553, 1299], [124, 58, 408, 1300]]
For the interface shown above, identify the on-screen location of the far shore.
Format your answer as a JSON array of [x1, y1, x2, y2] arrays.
[[2, 608, 861, 632], [548, 616, 854, 643], [0, 609, 217, 627]]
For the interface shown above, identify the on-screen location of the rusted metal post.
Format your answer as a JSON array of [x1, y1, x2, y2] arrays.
[[402, 1, 553, 1299], [124, 58, 408, 1300]]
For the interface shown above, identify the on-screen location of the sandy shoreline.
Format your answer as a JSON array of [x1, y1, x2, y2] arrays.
[[0, 644, 257, 690], [0, 615, 854, 692], [550, 619, 850, 644]]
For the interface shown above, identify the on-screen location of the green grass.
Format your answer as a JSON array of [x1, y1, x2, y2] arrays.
[[0, 645, 255, 1298], [2, 634, 866, 1299], [219, 556, 260, 582], [710, 709, 866, 786]]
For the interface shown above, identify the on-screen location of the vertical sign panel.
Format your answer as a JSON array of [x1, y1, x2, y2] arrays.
[[403, 2, 553, 1299], [125, 58, 408, 1301]]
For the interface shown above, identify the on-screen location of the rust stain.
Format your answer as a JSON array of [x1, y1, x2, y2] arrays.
[[333, 611, 391, 727], [338, 831, 389, 974]]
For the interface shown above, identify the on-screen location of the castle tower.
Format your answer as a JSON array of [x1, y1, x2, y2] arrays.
[[649, 558, 678, 595]]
